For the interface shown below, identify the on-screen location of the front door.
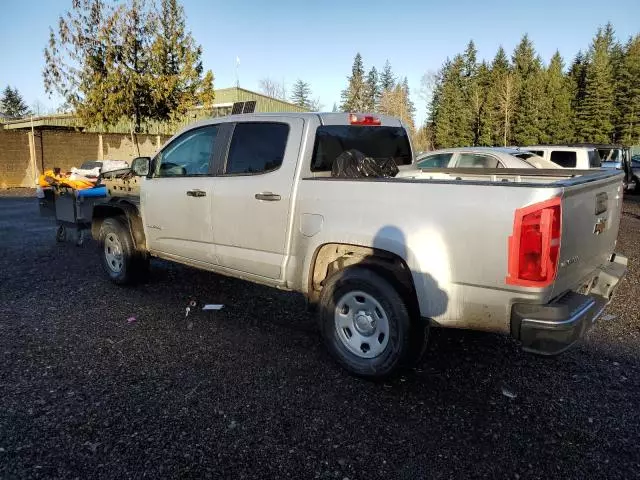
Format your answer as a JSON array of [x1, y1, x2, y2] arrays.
[[210, 118, 304, 280], [141, 125, 221, 265]]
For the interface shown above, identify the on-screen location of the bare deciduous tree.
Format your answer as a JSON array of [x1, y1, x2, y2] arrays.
[[258, 77, 287, 100]]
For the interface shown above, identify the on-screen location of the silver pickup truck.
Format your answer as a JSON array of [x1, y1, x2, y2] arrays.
[[91, 113, 627, 378]]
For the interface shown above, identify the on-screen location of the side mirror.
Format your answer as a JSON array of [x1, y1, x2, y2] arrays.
[[131, 157, 151, 176]]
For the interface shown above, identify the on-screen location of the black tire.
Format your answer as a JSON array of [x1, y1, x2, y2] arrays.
[[318, 267, 413, 379], [98, 217, 145, 285]]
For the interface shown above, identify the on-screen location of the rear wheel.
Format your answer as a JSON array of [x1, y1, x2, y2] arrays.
[[318, 267, 414, 379], [99, 217, 147, 285]]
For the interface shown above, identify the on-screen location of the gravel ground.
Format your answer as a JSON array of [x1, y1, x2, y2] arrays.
[[0, 194, 639, 479]]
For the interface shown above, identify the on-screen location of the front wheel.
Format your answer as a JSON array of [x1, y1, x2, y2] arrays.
[[99, 217, 147, 285], [318, 267, 413, 379]]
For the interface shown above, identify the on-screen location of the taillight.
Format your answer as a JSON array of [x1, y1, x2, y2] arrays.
[[349, 113, 381, 125], [506, 197, 562, 287]]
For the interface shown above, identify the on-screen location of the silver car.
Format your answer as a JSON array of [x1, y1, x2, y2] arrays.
[[416, 147, 561, 169]]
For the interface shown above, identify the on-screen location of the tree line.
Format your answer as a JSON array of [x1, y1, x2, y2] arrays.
[[258, 77, 323, 111], [340, 54, 416, 133], [429, 24, 640, 149]]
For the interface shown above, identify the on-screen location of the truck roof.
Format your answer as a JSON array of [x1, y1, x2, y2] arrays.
[[184, 112, 405, 130]]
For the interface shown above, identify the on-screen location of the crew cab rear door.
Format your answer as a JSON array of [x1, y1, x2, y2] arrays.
[[210, 117, 304, 280]]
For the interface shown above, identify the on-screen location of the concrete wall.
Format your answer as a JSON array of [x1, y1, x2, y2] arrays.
[[0, 130, 170, 188], [0, 131, 33, 189]]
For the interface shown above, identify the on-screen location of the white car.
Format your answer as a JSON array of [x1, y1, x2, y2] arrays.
[[520, 145, 601, 169], [415, 147, 561, 170]]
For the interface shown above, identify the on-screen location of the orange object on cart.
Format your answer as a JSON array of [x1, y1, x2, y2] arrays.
[[38, 169, 96, 190]]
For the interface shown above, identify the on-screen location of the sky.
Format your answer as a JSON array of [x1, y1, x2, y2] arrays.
[[1, 0, 639, 124]]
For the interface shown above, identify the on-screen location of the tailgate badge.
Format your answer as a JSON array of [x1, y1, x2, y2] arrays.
[[593, 217, 607, 235], [560, 256, 579, 268]]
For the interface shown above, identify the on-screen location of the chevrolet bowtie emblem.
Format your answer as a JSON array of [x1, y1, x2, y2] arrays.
[[594, 217, 607, 235]]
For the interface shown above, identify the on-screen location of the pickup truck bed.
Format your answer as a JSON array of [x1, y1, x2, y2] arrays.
[[90, 112, 627, 378]]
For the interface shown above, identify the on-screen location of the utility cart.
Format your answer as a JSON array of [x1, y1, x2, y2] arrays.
[[39, 185, 107, 245]]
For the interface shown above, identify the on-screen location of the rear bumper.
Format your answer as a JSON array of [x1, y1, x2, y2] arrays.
[[511, 253, 627, 355]]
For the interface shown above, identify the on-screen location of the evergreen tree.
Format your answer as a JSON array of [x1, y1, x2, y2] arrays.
[[461, 40, 486, 145], [0, 86, 30, 118], [366, 66, 380, 111], [615, 35, 640, 144], [340, 53, 369, 112], [486, 46, 511, 146], [332, 102, 338, 113], [380, 60, 395, 92], [610, 41, 627, 142], [432, 55, 473, 147], [576, 27, 615, 143], [543, 51, 574, 143], [472, 61, 492, 146], [401, 77, 415, 125], [463, 40, 478, 78], [44, 0, 214, 131], [290, 79, 312, 108], [149, 0, 214, 122], [511, 34, 545, 145], [568, 51, 588, 123]]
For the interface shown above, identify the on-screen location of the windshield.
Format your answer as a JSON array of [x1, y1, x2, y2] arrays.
[[311, 125, 412, 172]]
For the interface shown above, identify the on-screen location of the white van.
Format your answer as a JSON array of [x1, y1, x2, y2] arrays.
[[521, 145, 601, 169]]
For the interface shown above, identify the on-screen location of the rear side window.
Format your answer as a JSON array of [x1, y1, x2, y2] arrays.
[[550, 150, 577, 168], [456, 153, 501, 168], [225, 123, 289, 175], [311, 126, 412, 172], [589, 149, 601, 168], [530, 150, 545, 157], [417, 153, 452, 168]]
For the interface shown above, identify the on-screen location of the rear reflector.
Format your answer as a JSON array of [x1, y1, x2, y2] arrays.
[[506, 197, 562, 287], [349, 114, 381, 125]]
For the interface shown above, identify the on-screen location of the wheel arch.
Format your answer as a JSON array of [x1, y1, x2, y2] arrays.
[[307, 243, 419, 315], [92, 200, 147, 252]]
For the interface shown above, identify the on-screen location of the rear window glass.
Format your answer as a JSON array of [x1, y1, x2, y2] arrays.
[[589, 150, 601, 168], [550, 150, 577, 168], [417, 153, 452, 168], [456, 153, 501, 168], [226, 123, 289, 175], [311, 126, 412, 172]]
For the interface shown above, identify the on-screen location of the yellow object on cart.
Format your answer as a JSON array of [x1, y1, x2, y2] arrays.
[[38, 169, 96, 190]]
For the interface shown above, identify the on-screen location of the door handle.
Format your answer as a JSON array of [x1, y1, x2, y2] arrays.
[[186, 189, 206, 197], [255, 192, 281, 201]]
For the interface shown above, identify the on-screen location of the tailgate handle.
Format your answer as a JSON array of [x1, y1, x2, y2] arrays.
[[255, 192, 281, 201], [186, 189, 206, 197]]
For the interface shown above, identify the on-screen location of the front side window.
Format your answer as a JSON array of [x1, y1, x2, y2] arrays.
[[225, 122, 289, 175], [311, 126, 412, 172], [156, 126, 218, 176], [589, 149, 602, 168], [456, 153, 501, 168], [550, 150, 577, 168], [417, 153, 453, 168]]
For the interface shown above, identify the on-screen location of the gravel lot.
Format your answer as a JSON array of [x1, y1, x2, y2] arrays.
[[1, 193, 639, 479]]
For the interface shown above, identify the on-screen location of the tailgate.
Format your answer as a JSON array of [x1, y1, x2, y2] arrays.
[[552, 174, 624, 298]]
